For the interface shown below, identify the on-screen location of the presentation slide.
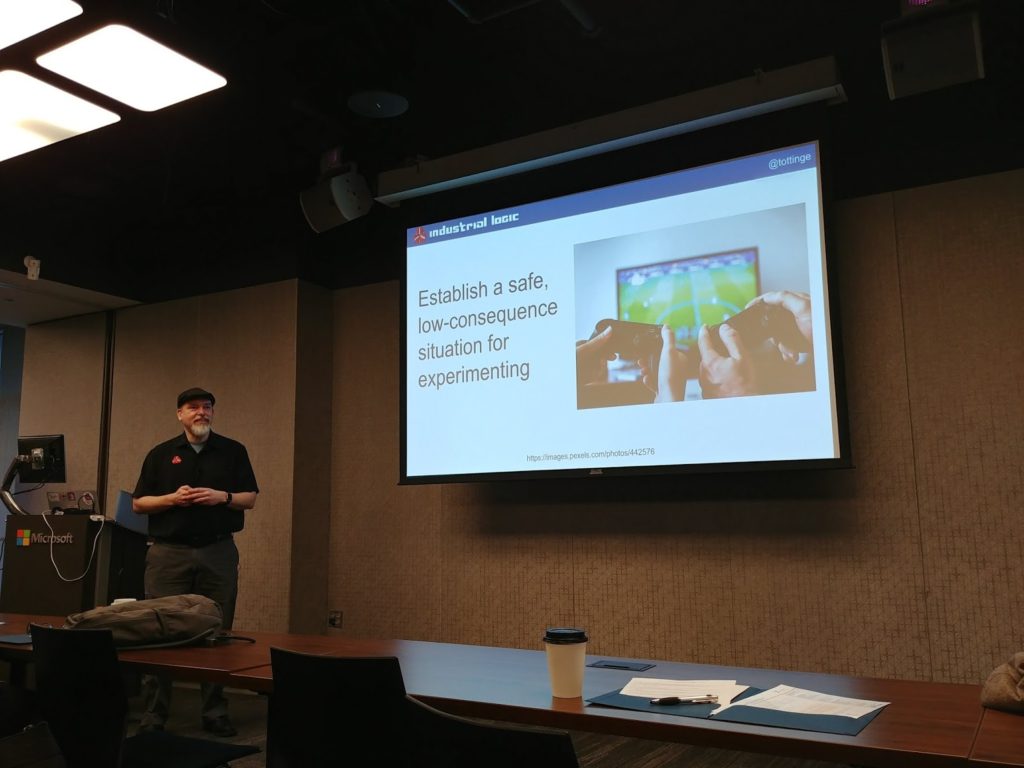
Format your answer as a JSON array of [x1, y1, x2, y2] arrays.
[[402, 142, 841, 481]]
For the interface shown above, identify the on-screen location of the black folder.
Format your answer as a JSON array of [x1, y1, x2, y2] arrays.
[[710, 703, 884, 736], [587, 686, 763, 721], [0, 633, 33, 645]]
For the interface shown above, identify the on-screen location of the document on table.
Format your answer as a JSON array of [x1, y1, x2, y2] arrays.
[[711, 684, 888, 718], [619, 678, 749, 705]]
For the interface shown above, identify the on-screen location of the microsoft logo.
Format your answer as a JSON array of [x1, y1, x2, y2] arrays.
[[12, 529, 74, 546]]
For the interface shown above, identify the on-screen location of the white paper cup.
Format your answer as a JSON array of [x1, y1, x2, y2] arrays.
[[544, 627, 588, 698]]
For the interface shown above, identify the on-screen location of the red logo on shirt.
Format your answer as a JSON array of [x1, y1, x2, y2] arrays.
[[172, 455, 182, 464]]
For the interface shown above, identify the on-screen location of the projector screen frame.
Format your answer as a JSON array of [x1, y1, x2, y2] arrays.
[[399, 122, 851, 485]]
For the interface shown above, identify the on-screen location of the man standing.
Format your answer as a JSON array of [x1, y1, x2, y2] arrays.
[[132, 387, 258, 737]]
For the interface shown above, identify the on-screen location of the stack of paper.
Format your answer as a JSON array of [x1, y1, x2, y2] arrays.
[[711, 684, 888, 718]]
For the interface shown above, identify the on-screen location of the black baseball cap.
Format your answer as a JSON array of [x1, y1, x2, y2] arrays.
[[177, 387, 215, 408]]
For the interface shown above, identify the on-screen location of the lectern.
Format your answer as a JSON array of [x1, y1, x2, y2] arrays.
[[0, 515, 147, 615]]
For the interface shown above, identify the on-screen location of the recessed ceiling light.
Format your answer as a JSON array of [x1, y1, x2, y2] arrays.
[[36, 24, 226, 112], [0, 70, 120, 162], [0, 0, 82, 52]]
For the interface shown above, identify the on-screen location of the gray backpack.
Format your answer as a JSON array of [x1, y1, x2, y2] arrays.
[[63, 594, 222, 649]]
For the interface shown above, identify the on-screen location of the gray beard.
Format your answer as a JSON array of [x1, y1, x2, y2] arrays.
[[189, 423, 211, 440]]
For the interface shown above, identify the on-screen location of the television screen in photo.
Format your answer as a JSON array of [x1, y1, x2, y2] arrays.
[[617, 247, 761, 348]]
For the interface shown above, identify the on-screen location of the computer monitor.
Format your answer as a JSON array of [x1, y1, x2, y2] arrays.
[[16, 434, 66, 484]]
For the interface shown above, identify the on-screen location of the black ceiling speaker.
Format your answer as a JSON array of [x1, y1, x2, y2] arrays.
[[882, 2, 985, 100], [299, 166, 373, 233]]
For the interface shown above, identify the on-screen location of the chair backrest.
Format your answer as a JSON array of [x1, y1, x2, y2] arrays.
[[29, 625, 127, 768], [405, 694, 580, 768], [30, 624, 259, 768], [266, 648, 412, 768], [0, 722, 67, 768], [0, 680, 38, 740]]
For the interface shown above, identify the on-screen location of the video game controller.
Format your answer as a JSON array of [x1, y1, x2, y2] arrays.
[[706, 300, 809, 357], [590, 319, 663, 379]]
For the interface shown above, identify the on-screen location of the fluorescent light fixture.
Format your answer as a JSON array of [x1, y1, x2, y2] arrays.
[[36, 24, 226, 111], [0, 70, 119, 162], [0, 0, 82, 52]]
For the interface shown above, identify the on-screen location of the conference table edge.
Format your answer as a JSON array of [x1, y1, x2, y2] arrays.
[[226, 646, 984, 768], [0, 616, 995, 768]]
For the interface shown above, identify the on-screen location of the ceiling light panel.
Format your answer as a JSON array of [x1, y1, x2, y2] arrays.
[[0, 0, 82, 52], [36, 24, 226, 111], [0, 70, 120, 161]]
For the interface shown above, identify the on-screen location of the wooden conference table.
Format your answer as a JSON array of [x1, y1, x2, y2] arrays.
[[2, 612, 1020, 768], [969, 707, 1024, 768]]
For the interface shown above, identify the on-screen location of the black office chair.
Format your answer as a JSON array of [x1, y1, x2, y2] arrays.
[[28, 624, 259, 768], [0, 680, 37, 739], [266, 648, 412, 767], [406, 693, 580, 767], [266, 647, 580, 768], [0, 722, 66, 768]]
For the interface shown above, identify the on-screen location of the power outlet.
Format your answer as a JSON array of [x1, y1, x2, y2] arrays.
[[328, 610, 343, 629]]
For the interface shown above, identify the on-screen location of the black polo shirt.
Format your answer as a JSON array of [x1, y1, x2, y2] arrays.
[[133, 431, 258, 542]]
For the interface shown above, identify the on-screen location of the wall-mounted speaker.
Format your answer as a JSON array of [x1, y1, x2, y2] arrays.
[[882, 4, 984, 100], [299, 168, 373, 233]]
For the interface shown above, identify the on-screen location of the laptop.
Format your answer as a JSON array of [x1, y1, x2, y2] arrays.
[[46, 489, 97, 514], [113, 489, 148, 536]]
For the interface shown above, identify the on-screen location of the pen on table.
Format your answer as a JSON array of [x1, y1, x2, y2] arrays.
[[650, 695, 718, 705]]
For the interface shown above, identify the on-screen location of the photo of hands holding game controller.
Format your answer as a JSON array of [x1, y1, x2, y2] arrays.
[[576, 290, 815, 408]]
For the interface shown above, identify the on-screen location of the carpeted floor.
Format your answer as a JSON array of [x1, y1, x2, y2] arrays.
[[128, 684, 847, 768], [127, 684, 267, 768]]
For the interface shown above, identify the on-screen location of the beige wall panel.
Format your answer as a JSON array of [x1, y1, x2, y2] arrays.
[[329, 283, 577, 647], [330, 282, 446, 638], [18, 314, 107, 509], [894, 169, 1024, 682], [289, 281, 333, 633], [427, 485, 576, 649], [818, 193, 931, 678], [108, 282, 298, 631]]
